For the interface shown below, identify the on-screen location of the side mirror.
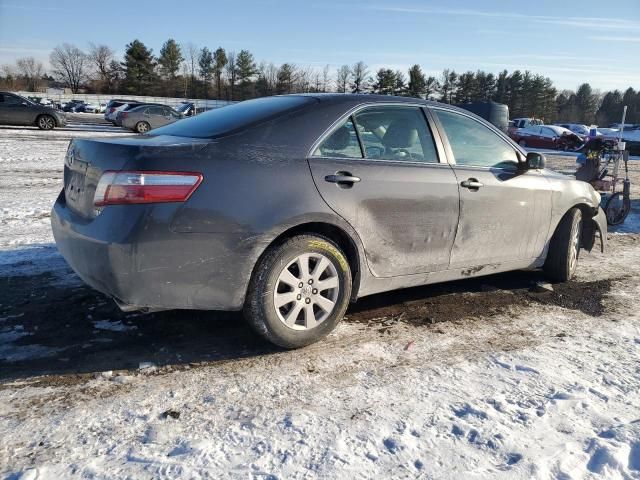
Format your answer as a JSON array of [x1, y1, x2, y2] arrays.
[[524, 152, 546, 170]]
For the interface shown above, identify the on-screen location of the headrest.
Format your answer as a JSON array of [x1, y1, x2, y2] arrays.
[[383, 119, 418, 148]]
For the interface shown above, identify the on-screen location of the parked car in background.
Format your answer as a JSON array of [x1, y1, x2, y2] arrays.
[[0, 91, 67, 129], [114, 103, 166, 126], [120, 104, 183, 133], [51, 94, 606, 349], [555, 123, 591, 136], [104, 99, 140, 124], [508, 117, 543, 136], [79, 103, 100, 113], [63, 100, 86, 113], [510, 124, 584, 150], [97, 103, 108, 113]]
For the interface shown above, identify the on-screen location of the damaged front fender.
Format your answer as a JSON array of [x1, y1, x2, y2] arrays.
[[582, 207, 607, 253]]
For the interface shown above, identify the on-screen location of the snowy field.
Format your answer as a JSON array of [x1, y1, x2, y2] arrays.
[[1, 122, 640, 479]]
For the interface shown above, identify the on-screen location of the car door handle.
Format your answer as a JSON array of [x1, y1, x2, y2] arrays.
[[325, 173, 361, 185], [460, 178, 483, 190]]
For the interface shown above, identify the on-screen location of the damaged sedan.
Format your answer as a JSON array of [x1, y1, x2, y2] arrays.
[[51, 94, 607, 348]]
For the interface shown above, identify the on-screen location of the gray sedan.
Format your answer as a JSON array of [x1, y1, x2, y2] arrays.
[[120, 105, 183, 133], [0, 91, 66, 129], [51, 94, 606, 348]]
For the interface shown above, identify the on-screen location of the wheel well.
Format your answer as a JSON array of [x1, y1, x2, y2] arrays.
[[256, 222, 362, 301]]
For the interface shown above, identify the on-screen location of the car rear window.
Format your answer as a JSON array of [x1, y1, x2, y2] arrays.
[[150, 96, 316, 139]]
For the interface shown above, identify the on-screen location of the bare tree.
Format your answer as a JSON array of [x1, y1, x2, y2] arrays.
[[50, 44, 87, 93], [88, 43, 115, 92], [350, 61, 369, 93], [336, 65, 350, 93], [321, 64, 331, 92], [225, 51, 237, 100], [1, 64, 19, 90], [183, 42, 199, 97], [16, 57, 44, 91]]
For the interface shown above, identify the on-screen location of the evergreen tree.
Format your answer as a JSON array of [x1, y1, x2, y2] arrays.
[[407, 64, 426, 98], [575, 83, 598, 124], [394, 70, 407, 95], [372, 68, 396, 95], [213, 47, 227, 99], [158, 39, 183, 95], [276, 63, 295, 94], [122, 39, 156, 95], [494, 70, 509, 104], [424, 76, 439, 100], [235, 49, 257, 100], [440, 69, 457, 103], [198, 47, 215, 98]]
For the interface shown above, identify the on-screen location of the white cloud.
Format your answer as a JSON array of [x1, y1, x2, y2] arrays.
[[590, 35, 640, 42], [369, 5, 640, 31]]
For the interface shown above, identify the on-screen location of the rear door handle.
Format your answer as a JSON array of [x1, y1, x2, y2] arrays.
[[325, 172, 361, 185], [460, 178, 483, 190]]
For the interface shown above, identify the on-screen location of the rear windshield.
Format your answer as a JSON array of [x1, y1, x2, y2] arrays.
[[150, 96, 316, 138]]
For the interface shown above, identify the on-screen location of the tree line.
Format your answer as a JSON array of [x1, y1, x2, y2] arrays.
[[0, 38, 638, 125]]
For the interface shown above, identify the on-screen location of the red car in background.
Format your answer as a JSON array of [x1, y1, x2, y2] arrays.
[[510, 125, 585, 151]]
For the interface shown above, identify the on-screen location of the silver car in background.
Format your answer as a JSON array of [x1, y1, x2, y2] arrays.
[[120, 104, 183, 133]]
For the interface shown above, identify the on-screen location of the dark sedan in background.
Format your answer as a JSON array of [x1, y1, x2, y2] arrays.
[[51, 94, 606, 348], [0, 91, 67, 129]]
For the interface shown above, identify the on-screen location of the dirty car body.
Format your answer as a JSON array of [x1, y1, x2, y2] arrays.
[[51, 94, 606, 319]]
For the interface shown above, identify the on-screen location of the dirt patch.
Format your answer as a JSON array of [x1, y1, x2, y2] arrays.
[[346, 274, 616, 331]]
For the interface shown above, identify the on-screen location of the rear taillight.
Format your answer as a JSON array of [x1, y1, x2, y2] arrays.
[[93, 171, 203, 206]]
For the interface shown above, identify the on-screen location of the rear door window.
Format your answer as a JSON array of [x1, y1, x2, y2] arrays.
[[353, 106, 438, 163], [435, 109, 518, 169]]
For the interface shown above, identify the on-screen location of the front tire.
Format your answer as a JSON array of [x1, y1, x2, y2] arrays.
[[36, 115, 55, 130], [544, 208, 582, 282], [244, 234, 352, 348]]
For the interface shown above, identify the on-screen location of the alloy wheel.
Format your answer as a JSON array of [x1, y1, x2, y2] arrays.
[[273, 253, 340, 330]]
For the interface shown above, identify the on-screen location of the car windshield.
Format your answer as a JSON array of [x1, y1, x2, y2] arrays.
[[150, 96, 317, 138]]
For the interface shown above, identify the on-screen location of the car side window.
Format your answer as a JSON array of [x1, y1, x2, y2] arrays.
[[1, 94, 22, 106], [353, 106, 438, 163], [542, 127, 556, 137], [435, 109, 518, 169], [313, 117, 363, 158], [148, 107, 164, 115]]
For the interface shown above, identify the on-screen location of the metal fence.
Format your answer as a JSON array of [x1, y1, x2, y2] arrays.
[[13, 91, 236, 109]]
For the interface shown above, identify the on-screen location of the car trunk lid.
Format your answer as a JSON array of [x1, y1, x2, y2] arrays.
[[63, 135, 209, 219]]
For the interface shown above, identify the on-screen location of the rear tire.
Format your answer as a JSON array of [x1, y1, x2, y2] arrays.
[[244, 234, 352, 349], [544, 208, 582, 282], [36, 115, 55, 130], [135, 121, 151, 133]]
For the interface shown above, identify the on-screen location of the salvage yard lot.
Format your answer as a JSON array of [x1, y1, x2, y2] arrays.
[[1, 122, 640, 478]]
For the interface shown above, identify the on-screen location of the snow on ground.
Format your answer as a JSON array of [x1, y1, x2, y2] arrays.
[[1, 125, 640, 479]]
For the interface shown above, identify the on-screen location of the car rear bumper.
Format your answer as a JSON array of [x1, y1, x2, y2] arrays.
[[51, 191, 255, 312]]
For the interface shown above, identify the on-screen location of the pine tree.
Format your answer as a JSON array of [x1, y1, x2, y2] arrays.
[[276, 63, 295, 94], [575, 83, 598, 124], [440, 69, 457, 104], [158, 39, 183, 96], [198, 47, 214, 98], [235, 49, 257, 100], [122, 39, 156, 95], [407, 64, 427, 98], [372, 68, 396, 95], [213, 47, 227, 99]]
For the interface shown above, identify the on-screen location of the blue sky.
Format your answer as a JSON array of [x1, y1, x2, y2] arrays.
[[1, 0, 639, 91]]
